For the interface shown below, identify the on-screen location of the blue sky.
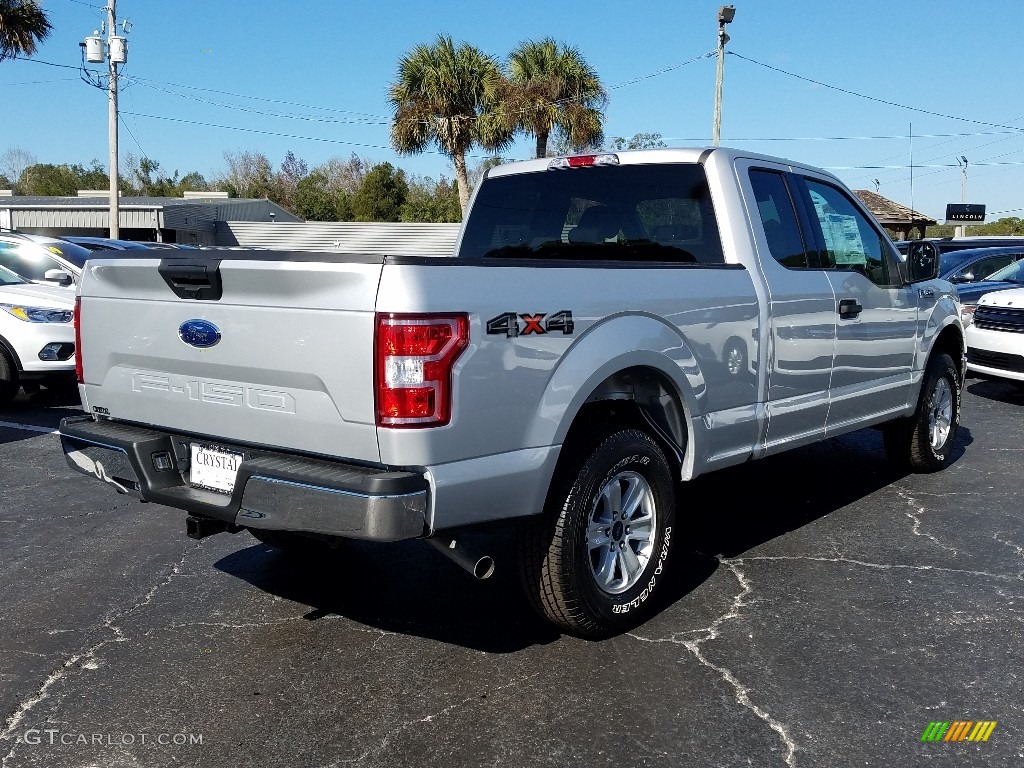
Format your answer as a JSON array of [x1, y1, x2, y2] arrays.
[[4, 0, 1023, 222]]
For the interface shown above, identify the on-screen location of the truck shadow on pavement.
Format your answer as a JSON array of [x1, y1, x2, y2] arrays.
[[213, 425, 972, 652], [965, 378, 1024, 406]]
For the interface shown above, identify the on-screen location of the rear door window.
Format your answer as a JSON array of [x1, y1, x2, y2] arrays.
[[748, 170, 811, 268]]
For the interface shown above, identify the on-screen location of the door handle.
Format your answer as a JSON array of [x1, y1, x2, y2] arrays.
[[838, 298, 862, 319]]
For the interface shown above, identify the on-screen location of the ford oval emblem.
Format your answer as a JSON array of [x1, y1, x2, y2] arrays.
[[178, 319, 221, 348]]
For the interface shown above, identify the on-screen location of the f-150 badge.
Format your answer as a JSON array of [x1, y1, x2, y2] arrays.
[[486, 311, 574, 337]]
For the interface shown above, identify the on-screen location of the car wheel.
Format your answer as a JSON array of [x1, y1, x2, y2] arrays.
[[519, 427, 677, 638], [883, 352, 960, 472], [0, 349, 19, 407], [723, 337, 747, 377]]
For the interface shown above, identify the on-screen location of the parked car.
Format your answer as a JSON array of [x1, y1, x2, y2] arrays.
[[895, 236, 1024, 260], [938, 246, 1024, 284], [0, 264, 76, 405], [965, 286, 1024, 388], [955, 258, 1024, 326], [0, 232, 91, 288], [0, 232, 144, 288], [65, 236, 156, 251]]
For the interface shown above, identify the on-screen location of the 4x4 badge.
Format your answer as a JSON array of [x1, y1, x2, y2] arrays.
[[486, 311, 574, 338]]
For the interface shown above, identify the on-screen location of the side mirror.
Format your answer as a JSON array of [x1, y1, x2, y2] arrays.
[[906, 241, 939, 283], [43, 269, 74, 287], [949, 272, 973, 284]]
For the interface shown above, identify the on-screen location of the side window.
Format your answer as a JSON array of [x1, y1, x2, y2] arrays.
[[0, 242, 54, 281], [802, 179, 892, 287], [960, 255, 1013, 282], [749, 170, 809, 268]]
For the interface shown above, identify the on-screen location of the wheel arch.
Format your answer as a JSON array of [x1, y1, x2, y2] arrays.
[[929, 321, 966, 380]]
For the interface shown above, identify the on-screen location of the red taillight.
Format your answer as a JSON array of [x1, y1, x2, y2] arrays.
[[74, 296, 83, 383], [375, 313, 468, 428]]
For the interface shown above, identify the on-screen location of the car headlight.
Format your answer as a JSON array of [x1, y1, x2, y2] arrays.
[[960, 303, 977, 327], [0, 304, 74, 323]]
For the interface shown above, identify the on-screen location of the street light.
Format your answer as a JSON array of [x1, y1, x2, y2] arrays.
[[712, 5, 736, 146], [956, 156, 968, 237]]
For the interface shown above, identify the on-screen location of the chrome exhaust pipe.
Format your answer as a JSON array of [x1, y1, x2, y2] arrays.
[[428, 535, 495, 580]]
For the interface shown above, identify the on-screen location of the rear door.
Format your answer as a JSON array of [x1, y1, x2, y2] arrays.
[[78, 253, 385, 463], [794, 177, 917, 432], [742, 164, 836, 453]]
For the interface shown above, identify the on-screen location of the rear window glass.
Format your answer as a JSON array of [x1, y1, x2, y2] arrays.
[[459, 163, 724, 264]]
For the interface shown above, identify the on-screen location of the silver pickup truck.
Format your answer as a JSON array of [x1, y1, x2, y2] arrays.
[[60, 148, 963, 637]]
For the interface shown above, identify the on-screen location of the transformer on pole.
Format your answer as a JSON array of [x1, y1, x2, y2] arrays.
[[80, 4, 129, 238]]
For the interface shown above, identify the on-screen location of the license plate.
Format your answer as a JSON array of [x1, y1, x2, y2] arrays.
[[189, 443, 243, 494]]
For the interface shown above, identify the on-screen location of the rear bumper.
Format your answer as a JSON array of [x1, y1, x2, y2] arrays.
[[58, 416, 429, 541]]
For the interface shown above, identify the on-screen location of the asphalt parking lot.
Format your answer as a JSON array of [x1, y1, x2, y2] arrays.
[[1, 381, 1023, 768]]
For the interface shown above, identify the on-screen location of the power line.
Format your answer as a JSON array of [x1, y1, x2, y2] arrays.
[[728, 51, 1024, 134], [609, 50, 716, 90], [11, 56, 82, 71], [120, 76, 390, 126], [0, 77, 80, 86], [123, 74, 392, 120]]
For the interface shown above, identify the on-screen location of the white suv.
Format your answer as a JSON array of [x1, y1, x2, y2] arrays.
[[0, 265, 76, 405], [965, 286, 1024, 388]]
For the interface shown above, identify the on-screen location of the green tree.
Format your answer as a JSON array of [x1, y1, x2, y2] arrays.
[[400, 175, 461, 223], [609, 132, 666, 151], [19, 162, 107, 196], [335, 193, 355, 222], [294, 171, 337, 221], [219, 150, 274, 199], [0, 0, 51, 62], [390, 35, 511, 215], [179, 171, 209, 193], [504, 38, 606, 159], [353, 162, 408, 222]]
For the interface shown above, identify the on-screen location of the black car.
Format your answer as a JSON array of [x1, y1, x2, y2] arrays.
[[955, 258, 1024, 325], [937, 246, 1024, 284], [894, 236, 1024, 259]]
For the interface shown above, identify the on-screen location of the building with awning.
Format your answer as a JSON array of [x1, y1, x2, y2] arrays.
[[853, 190, 936, 241]]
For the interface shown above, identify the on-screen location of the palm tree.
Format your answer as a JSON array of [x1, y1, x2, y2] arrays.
[[0, 0, 52, 62], [505, 38, 606, 159], [390, 36, 511, 216]]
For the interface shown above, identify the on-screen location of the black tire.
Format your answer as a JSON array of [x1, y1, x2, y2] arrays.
[[249, 528, 331, 555], [883, 352, 960, 473], [0, 349, 18, 407], [519, 428, 677, 638]]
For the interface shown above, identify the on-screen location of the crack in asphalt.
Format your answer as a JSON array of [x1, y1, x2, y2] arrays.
[[0, 498, 138, 525], [893, 487, 958, 554], [629, 561, 797, 767], [0, 544, 198, 768], [326, 672, 542, 767], [736, 554, 1022, 581]]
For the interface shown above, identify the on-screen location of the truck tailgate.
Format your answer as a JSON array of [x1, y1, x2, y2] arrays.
[[78, 255, 383, 463]]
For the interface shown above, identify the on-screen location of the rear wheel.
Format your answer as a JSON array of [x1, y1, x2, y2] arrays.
[[883, 352, 960, 472], [0, 350, 19, 407], [519, 427, 677, 638]]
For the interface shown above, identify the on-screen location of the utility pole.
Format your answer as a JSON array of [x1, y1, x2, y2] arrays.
[[956, 156, 968, 238], [712, 5, 736, 146], [106, 0, 120, 238]]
